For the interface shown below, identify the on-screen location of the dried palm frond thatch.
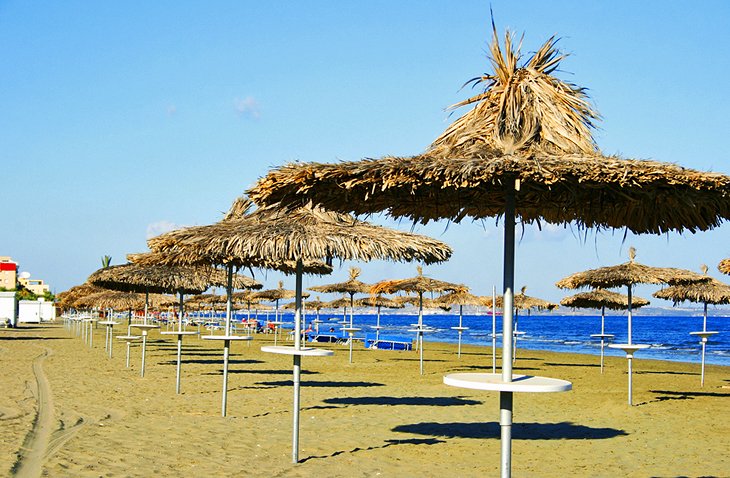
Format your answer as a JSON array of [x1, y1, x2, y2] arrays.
[[653, 265, 730, 306], [248, 30, 730, 235], [555, 248, 709, 290], [718, 258, 730, 275], [147, 202, 451, 270], [489, 286, 559, 311], [561, 288, 649, 310]]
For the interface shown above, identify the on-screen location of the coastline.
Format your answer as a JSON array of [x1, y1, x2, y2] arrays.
[[1, 322, 728, 477]]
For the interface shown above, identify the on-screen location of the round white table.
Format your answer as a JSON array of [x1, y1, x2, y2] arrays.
[[161, 330, 200, 394], [341, 327, 361, 363], [590, 333, 615, 373], [116, 335, 142, 368], [202, 335, 252, 417], [262, 345, 334, 464], [609, 343, 650, 405], [98, 320, 120, 358], [444, 372, 572, 393], [451, 326, 470, 358], [131, 324, 160, 378], [690, 331, 719, 386]]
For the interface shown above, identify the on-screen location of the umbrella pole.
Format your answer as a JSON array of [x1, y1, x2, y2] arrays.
[[458, 304, 463, 358], [348, 294, 355, 363], [627, 285, 634, 406], [140, 291, 150, 378], [376, 306, 381, 343], [419, 292, 424, 375], [600, 306, 606, 373], [500, 183, 516, 478], [492, 285, 497, 374], [176, 291, 184, 394], [292, 259, 304, 463], [701, 302, 708, 386], [221, 264, 234, 417]]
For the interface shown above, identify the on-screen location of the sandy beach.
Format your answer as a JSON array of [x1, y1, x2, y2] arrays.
[[1, 322, 728, 477]]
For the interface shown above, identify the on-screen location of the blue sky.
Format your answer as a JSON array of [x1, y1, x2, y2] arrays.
[[2, 1, 730, 306]]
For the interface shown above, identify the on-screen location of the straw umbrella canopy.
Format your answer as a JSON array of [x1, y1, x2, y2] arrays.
[[371, 266, 466, 374], [435, 289, 484, 358], [309, 266, 371, 329], [256, 281, 297, 326], [556, 247, 708, 405], [718, 259, 730, 275], [653, 265, 730, 386], [143, 198, 452, 461], [356, 294, 404, 343], [57, 283, 105, 310], [556, 248, 707, 344], [310, 267, 374, 363], [561, 288, 650, 373], [246, 26, 730, 476]]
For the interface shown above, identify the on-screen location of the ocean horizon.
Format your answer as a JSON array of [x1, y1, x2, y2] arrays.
[[207, 309, 730, 367]]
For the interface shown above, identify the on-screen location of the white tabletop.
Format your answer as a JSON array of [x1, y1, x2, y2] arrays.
[[261, 345, 334, 357], [444, 373, 572, 393], [131, 324, 160, 330], [201, 335, 252, 341], [98, 321, 120, 326], [267, 321, 284, 325], [689, 331, 719, 337], [513, 331, 526, 336], [451, 326, 470, 331], [160, 331, 200, 336], [590, 333, 615, 339], [372, 325, 384, 330], [342, 327, 361, 333], [608, 343, 650, 355], [117, 335, 141, 341]]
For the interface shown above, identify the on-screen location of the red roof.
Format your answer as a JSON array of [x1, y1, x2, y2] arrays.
[[0, 262, 17, 271]]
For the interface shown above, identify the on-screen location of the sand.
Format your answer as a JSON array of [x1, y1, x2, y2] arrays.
[[1, 321, 728, 477]]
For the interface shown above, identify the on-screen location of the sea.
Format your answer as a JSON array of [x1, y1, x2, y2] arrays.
[[219, 310, 730, 367]]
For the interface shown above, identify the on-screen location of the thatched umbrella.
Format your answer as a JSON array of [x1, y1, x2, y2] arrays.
[[561, 288, 650, 373], [654, 265, 730, 386], [435, 289, 484, 358], [355, 294, 404, 344], [81, 290, 157, 359], [256, 280, 297, 340], [309, 267, 372, 362], [247, 26, 730, 476], [556, 247, 707, 404], [718, 259, 730, 275], [492, 286, 558, 364], [144, 199, 452, 462], [371, 266, 465, 375]]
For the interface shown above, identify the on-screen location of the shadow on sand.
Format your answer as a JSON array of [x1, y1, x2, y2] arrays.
[[323, 396, 482, 407], [392, 421, 627, 440], [256, 380, 385, 388]]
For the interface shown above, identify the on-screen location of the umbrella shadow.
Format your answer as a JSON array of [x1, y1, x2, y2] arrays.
[[636, 389, 730, 406], [543, 362, 600, 368], [322, 396, 482, 407], [203, 369, 319, 376], [159, 358, 264, 366], [392, 421, 627, 440], [256, 380, 385, 388], [389, 357, 448, 363], [634, 370, 698, 376], [298, 438, 445, 464]]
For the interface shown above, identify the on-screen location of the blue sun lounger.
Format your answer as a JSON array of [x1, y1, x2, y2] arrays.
[[365, 338, 413, 351]]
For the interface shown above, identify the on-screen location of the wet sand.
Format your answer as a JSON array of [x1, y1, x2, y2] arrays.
[[1, 322, 728, 477]]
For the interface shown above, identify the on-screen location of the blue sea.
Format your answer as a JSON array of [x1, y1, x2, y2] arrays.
[[220, 310, 730, 366]]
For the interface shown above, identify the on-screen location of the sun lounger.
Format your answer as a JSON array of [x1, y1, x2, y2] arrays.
[[310, 334, 339, 343], [365, 338, 413, 351]]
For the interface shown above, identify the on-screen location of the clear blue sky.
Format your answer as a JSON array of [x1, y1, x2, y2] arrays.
[[2, 1, 729, 306]]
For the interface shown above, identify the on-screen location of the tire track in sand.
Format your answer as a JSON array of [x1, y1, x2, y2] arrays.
[[12, 348, 57, 478]]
